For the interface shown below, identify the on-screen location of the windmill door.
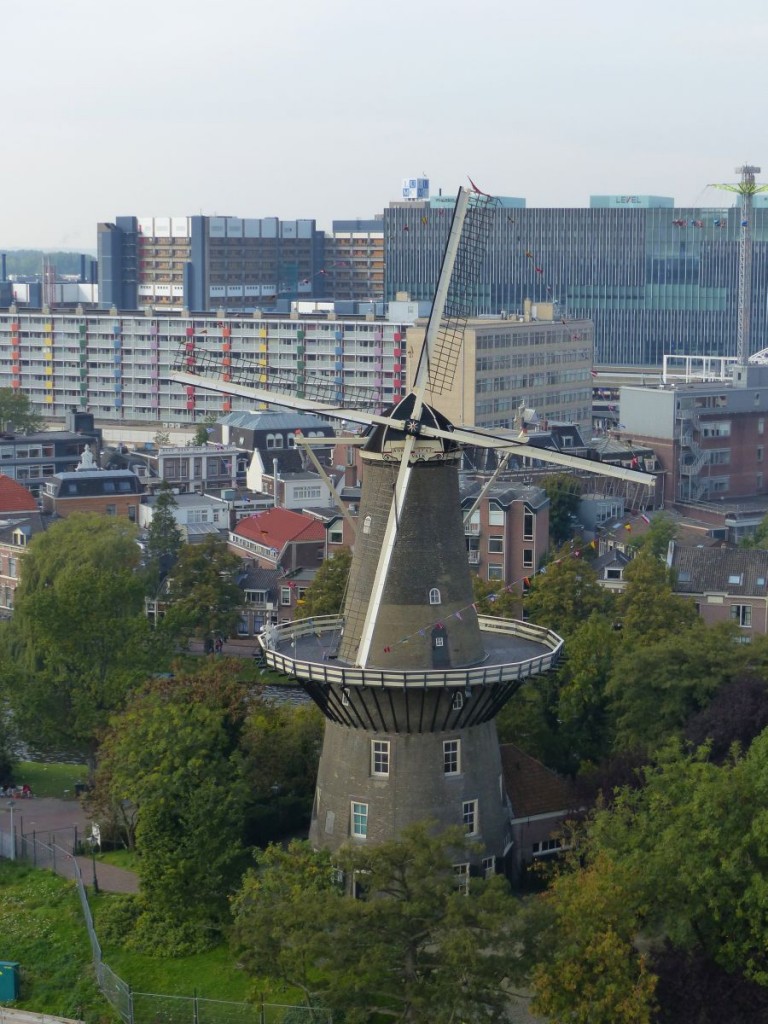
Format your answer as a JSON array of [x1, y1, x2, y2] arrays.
[[431, 624, 449, 668]]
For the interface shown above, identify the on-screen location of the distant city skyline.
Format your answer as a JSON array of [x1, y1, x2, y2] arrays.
[[2, 0, 766, 250]]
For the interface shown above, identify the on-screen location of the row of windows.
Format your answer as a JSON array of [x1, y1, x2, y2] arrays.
[[349, 796, 479, 839], [360, 737, 465, 778]]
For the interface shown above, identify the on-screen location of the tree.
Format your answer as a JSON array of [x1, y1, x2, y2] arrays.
[[231, 824, 523, 1023], [144, 483, 184, 590], [472, 574, 522, 618], [605, 623, 736, 753], [2, 515, 163, 757], [162, 536, 243, 643], [297, 548, 352, 617], [615, 547, 698, 643], [541, 473, 581, 545], [191, 414, 217, 447], [529, 850, 656, 1024], [628, 511, 677, 559], [525, 550, 611, 638], [0, 387, 45, 433], [241, 701, 324, 842], [93, 667, 251, 953]]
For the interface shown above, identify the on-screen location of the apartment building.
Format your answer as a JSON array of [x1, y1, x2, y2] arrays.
[[0, 309, 412, 425], [461, 482, 550, 588], [325, 220, 384, 302]]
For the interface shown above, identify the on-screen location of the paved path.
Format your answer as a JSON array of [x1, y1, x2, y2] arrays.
[[12, 797, 139, 894]]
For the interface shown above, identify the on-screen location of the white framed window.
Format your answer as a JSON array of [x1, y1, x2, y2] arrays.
[[532, 838, 563, 857], [488, 504, 504, 527], [280, 586, 292, 605], [453, 862, 470, 895], [329, 524, 343, 544], [363, 515, 372, 535], [488, 536, 503, 554], [351, 801, 368, 838], [488, 564, 503, 581], [730, 604, 752, 628], [371, 739, 390, 776], [443, 738, 460, 775], [429, 587, 441, 605], [341, 687, 350, 707], [463, 799, 478, 836], [523, 510, 534, 540], [452, 691, 464, 711], [482, 855, 496, 879], [523, 548, 534, 569]]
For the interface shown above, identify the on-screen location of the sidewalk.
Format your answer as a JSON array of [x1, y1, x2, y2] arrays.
[[11, 797, 139, 894]]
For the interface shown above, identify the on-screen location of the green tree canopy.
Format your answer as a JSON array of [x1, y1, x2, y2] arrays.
[[0, 387, 45, 433], [542, 473, 581, 545], [2, 514, 163, 757], [525, 550, 611, 638], [162, 536, 243, 642], [144, 483, 184, 591], [93, 666, 251, 953], [296, 547, 352, 617], [231, 823, 523, 1023]]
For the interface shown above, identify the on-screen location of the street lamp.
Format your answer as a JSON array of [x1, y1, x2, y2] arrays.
[[7, 799, 15, 861]]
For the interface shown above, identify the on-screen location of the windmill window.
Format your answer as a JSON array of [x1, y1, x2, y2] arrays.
[[452, 691, 464, 711], [351, 801, 368, 838], [363, 515, 372, 535], [429, 588, 441, 605], [462, 799, 479, 836], [371, 740, 390, 776], [443, 739, 460, 775]]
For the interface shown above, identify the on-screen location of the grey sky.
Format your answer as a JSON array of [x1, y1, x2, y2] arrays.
[[3, 0, 767, 250]]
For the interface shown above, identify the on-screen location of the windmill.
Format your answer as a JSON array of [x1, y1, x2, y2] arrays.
[[169, 186, 653, 873]]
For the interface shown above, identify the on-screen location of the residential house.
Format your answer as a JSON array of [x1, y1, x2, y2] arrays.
[[0, 475, 43, 616], [228, 507, 327, 619], [138, 492, 230, 542], [500, 743, 576, 884], [40, 468, 145, 520], [668, 542, 768, 638], [461, 482, 549, 589]]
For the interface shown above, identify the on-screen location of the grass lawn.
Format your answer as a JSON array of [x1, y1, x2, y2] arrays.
[[0, 861, 112, 1020], [15, 761, 88, 799], [98, 848, 139, 872]]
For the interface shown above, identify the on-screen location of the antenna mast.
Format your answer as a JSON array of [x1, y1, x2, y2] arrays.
[[712, 165, 768, 364]]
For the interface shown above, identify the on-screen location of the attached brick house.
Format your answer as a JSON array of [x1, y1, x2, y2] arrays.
[[668, 542, 768, 638], [40, 469, 145, 520], [461, 483, 549, 590]]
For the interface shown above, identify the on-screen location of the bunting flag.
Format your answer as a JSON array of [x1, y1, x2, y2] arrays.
[[383, 645, 391, 653], [641, 513, 651, 524], [421, 216, 428, 225], [524, 250, 534, 259], [624, 523, 632, 531], [455, 610, 462, 621]]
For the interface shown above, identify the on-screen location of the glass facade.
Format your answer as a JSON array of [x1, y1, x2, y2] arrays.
[[385, 205, 768, 366]]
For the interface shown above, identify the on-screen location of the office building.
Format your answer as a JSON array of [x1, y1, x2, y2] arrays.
[[405, 305, 594, 434], [619, 362, 768, 509], [385, 194, 768, 366], [98, 215, 326, 312]]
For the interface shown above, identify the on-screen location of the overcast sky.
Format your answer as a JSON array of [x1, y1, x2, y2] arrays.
[[3, 0, 767, 250]]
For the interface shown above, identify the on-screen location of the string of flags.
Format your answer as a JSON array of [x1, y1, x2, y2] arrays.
[[375, 546, 588, 655]]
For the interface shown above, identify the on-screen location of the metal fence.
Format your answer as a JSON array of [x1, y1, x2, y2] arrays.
[[4, 833, 331, 1024]]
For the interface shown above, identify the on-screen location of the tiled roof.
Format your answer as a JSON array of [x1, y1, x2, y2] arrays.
[[669, 543, 768, 596], [235, 564, 280, 591], [0, 475, 37, 513], [220, 411, 334, 432], [234, 506, 325, 548], [500, 743, 575, 818]]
